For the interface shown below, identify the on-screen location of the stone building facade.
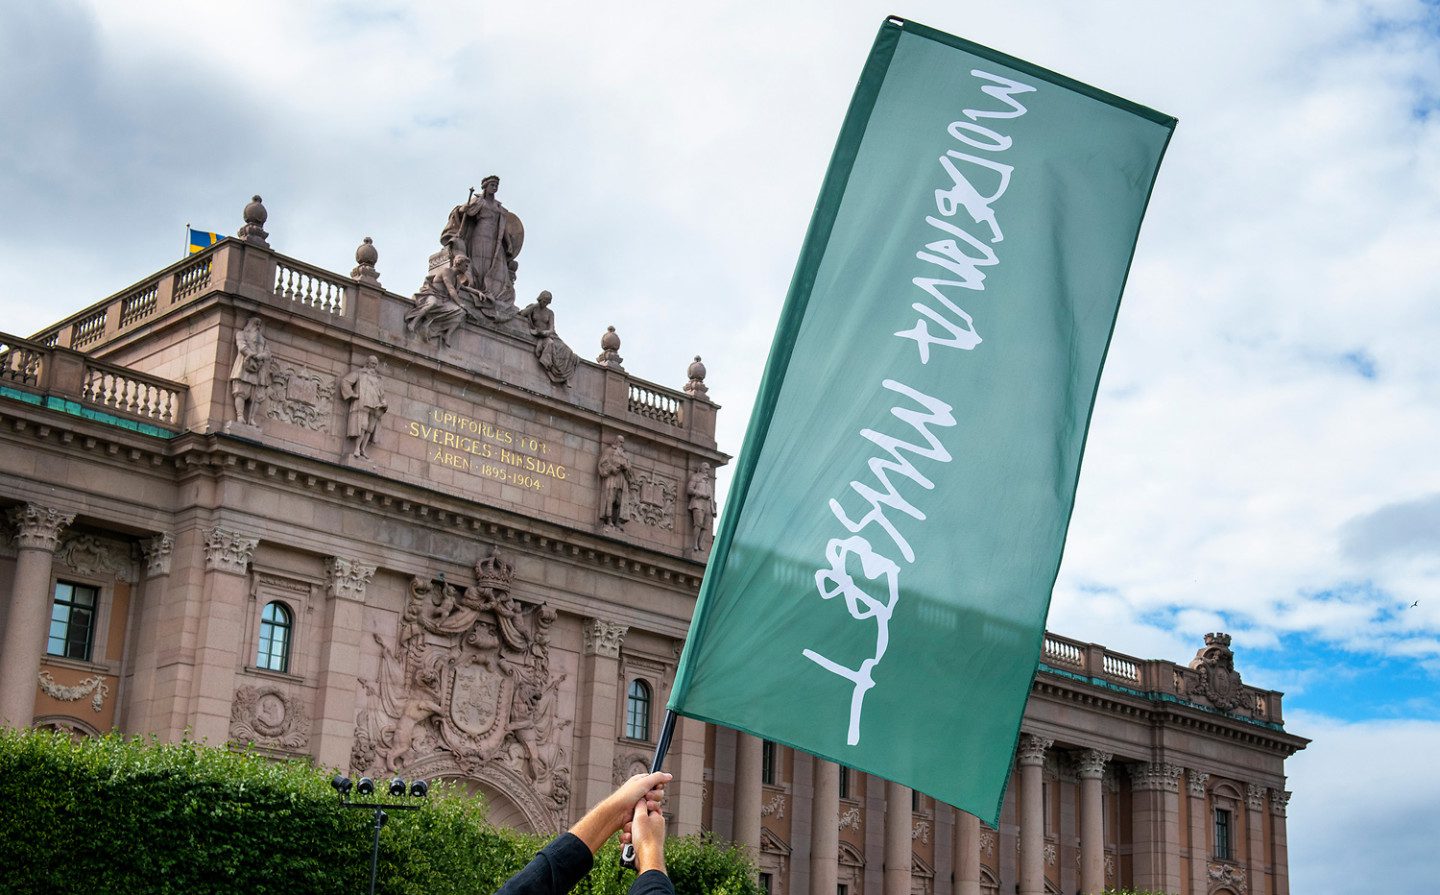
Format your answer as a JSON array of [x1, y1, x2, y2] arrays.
[[0, 194, 1305, 895]]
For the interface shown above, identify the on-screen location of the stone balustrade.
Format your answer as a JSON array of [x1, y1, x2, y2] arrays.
[[1039, 631, 1285, 724], [30, 238, 718, 445], [0, 332, 187, 433]]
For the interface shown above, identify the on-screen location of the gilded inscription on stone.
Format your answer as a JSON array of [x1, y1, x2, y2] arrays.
[[409, 407, 567, 490]]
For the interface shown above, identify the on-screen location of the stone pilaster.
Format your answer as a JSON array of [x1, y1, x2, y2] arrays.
[[188, 527, 258, 744], [122, 532, 175, 732], [1129, 762, 1182, 894], [314, 557, 375, 768], [1246, 784, 1267, 895], [1017, 735, 1052, 895], [1076, 750, 1110, 895], [810, 759, 839, 895], [883, 780, 912, 895], [0, 503, 74, 728], [574, 618, 627, 818], [734, 732, 763, 857], [1186, 771, 1209, 895], [1270, 790, 1291, 895], [954, 808, 981, 895]]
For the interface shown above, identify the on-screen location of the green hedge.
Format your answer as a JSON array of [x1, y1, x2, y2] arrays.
[[0, 728, 761, 895]]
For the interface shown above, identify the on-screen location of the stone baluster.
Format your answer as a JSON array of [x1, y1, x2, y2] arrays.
[[810, 759, 839, 895], [1017, 735, 1052, 895], [574, 619, 627, 819], [883, 780, 912, 895], [0, 504, 74, 728], [188, 526, 258, 744], [1077, 750, 1111, 895]]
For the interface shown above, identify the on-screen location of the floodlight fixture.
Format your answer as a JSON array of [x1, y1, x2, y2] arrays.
[[410, 779, 429, 798], [356, 776, 375, 796], [331, 775, 353, 796], [389, 778, 407, 797]]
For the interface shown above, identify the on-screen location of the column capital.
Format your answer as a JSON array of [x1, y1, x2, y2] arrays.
[[1270, 789, 1291, 817], [1129, 761, 1183, 792], [203, 526, 258, 575], [325, 556, 376, 602], [1016, 734, 1053, 766], [8, 503, 75, 552], [142, 532, 175, 576], [1187, 770, 1210, 798], [1246, 783, 1268, 811], [1076, 748, 1112, 779], [583, 618, 628, 657]]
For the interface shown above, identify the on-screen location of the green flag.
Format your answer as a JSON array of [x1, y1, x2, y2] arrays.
[[668, 17, 1175, 825]]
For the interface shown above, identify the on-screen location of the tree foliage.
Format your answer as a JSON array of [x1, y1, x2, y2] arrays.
[[0, 728, 760, 895]]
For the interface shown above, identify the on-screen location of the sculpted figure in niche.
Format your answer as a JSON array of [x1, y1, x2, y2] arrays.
[[518, 291, 580, 385], [405, 254, 476, 347], [687, 462, 716, 552], [597, 435, 633, 530], [440, 175, 524, 317], [340, 355, 388, 460], [230, 317, 272, 425]]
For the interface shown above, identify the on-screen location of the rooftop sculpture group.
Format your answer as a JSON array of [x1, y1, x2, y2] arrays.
[[405, 177, 578, 386]]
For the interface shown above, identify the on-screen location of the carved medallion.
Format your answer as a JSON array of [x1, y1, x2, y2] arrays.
[[230, 684, 310, 751], [55, 533, 137, 583]]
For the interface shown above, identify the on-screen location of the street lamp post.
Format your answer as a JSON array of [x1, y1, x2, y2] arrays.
[[332, 775, 429, 895]]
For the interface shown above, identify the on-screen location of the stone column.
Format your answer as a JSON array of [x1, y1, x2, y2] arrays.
[[314, 557, 375, 769], [0, 504, 74, 728], [574, 618, 627, 819], [1186, 771, 1209, 895], [1129, 763, 1182, 894], [811, 759, 840, 895], [1017, 735, 1052, 895], [883, 780, 912, 895], [188, 527, 258, 744], [733, 732, 763, 856], [1270, 790, 1291, 895], [1246, 784, 1267, 895], [1076, 749, 1111, 895], [954, 809, 981, 895]]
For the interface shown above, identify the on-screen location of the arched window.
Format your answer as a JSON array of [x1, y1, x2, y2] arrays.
[[256, 601, 292, 673], [625, 678, 651, 740]]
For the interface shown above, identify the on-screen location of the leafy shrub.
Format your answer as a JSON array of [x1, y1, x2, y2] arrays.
[[0, 728, 761, 895]]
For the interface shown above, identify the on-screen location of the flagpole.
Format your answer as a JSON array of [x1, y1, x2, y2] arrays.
[[185, 224, 191, 259], [620, 709, 677, 869]]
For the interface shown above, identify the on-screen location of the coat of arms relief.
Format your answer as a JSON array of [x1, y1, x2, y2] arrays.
[[352, 547, 571, 816]]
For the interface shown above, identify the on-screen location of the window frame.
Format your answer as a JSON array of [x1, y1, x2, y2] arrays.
[[761, 739, 777, 785], [625, 677, 653, 742], [839, 765, 852, 800], [255, 600, 294, 673], [48, 579, 101, 662], [1214, 807, 1233, 861]]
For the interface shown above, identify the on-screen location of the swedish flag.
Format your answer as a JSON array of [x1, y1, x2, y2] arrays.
[[187, 227, 223, 255]]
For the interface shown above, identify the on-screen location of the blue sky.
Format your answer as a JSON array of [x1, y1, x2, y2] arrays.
[[4, 1, 1440, 891]]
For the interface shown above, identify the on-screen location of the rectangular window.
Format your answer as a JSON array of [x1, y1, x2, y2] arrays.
[[838, 766, 851, 800], [1214, 808, 1232, 861], [911, 789, 920, 813], [837, 885, 848, 895], [761, 740, 777, 785], [48, 581, 98, 661], [759, 873, 772, 895]]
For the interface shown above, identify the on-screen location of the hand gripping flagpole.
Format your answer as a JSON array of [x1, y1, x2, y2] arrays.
[[619, 709, 678, 870]]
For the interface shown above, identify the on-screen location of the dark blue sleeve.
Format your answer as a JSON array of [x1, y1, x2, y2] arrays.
[[628, 870, 675, 895], [494, 833, 595, 895]]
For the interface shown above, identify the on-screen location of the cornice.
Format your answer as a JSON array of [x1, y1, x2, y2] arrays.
[[1030, 674, 1309, 758]]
